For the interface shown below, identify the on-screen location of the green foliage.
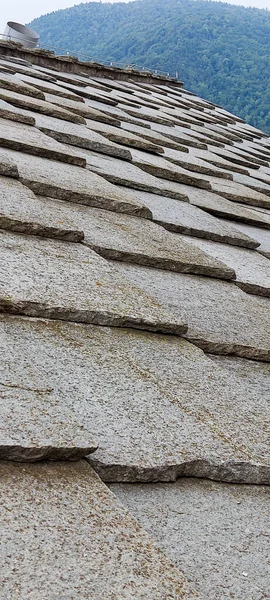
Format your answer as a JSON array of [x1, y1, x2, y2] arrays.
[[30, 0, 270, 134]]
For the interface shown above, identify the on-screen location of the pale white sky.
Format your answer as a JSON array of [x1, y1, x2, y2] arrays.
[[0, 0, 269, 36]]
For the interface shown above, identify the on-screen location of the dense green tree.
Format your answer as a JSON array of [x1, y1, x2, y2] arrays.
[[30, 0, 270, 134]]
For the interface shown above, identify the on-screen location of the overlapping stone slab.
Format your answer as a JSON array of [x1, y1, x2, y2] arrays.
[[232, 171, 270, 196], [78, 149, 191, 201], [163, 146, 232, 179], [229, 221, 270, 258], [85, 99, 153, 128], [0, 87, 85, 124], [0, 98, 35, 125], [17, 72, 85, 101], [0, 148, 151, 217], [122, 121, 189, 151], [123, 188, 258, 248], [45, 92, 117, 119], [86, 118, 164, 154], [30, 112, 132, 160], [111, 478, 270, 600], [0, 117, 86, 166], [130, 149, 212, 189], [0, 461, 195, 599], [209, 355, 270, 400], [150, 122, 209, 149], [0, 177, 84, 241], [188, 146, 250, 175], [0, 148, 18, 178], [113, 262, 270, 361], [0, 230, 187, 334], [0, 72, 45, 99], [197, 174, 270, 208], [1, 315, 269, 482], [187, 237, 270, 297], [185, 185, 270, 228]]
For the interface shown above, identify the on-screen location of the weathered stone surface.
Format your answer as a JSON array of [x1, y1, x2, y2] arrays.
[[0, 72, 45, 99], [209, 354, 270, 400], [187, 237, 270, 297], [122, 121, 189, 151], [0, 188, 235, 277], [0, 117, 86, 166], [45, 92, 117, 119], [0, 148, 19, 178], [188, 146, 250, 175], [0, 87, 85, 124], [0, 374, 97, 461], [0, 98, 35, 125], [163, 146, 232, 179], [31, 112, 132, 160], [212, 146, 264, 169], [200, 173, 270, 209], [0, 177, 84, 241], [111, 478, 270, 600], [0, 148, 152, 217], [1, 315, 269, 483], [17, 72, 85, 101], [130, 149, 212, 189], [230, 221, 270, 258], [85, 98, 153, 128], [150, 122, 208, 149], [113, 262, 270, 361], [86, 118, 164, 154], [120, 188, 259, 248], [232, 170, 270, 196], [0, 231, 187, 334], [82, 150, 192, 201], [0, 461, 195, 599], [184, 185, 270, 229]]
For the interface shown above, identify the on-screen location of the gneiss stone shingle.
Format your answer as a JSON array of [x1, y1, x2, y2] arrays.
[[0, 98, 36, 125], [185, 237, 270, 297], [110, 477, 270, 600], [0, 231, 187, 335], [86, 118, 164, 154], [0, 117, 86, 166], [113, 261, 270, 361], [0, 461, 195, 599], [0, 87, 85, 124], [1, 315, 268, 483], [0, 148, 18, 178], [0, 148, 152, 217], [0, 177, 84, 241], [30, 112, 132, 160], [122, 188, 259, 249]]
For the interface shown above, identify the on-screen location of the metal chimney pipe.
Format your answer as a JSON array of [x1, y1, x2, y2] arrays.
[[3, 22, 40, 49]]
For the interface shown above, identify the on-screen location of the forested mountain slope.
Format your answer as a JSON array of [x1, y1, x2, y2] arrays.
[[30, 0, 270, 133]]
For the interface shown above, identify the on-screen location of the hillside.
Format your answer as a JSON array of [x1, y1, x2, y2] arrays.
[[30, 0, 270, 134]]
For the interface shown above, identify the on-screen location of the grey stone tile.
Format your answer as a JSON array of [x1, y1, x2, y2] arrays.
[[163, 146, 233, 179], [209, 355, 270, 400], [148, 122, 209, 149], [0, 148, 151, 217], [0, 188, 235, 277], [211, 146, 266, 169], [0, 98, 36, 125], [0, 148, 19, 178], [86, 118, 164, 154], [185, 237, 270, 297], [188, 146, 250, 175], [0, 87, 85, 124], [0, 231, 187, 334], [113, 262, 270, 361], [0, 177, 84, 241], [0, 117, 86, 166], [84, 99, 153, 128], [1, 315, 268, 483], [0, 460, 194, 599], [30, 112, 132, 160], [82, 150, 199, 201], [45, 92, 117, 119], [110, 478, 270, 600], [0, 72, 45, 99], [231, 171, 270, 196], [186, 185, 270, 228], [119, 188, 259, 248], [198, 173, 270, 209], [17, 72, 86, 101], [227, 221, 270, 258], [130, 149, 212, 189], [0, 374, 97, 461], [122, 121, 189, 151]]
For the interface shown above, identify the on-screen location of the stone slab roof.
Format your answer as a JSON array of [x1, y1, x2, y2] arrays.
[[0, 46, 269, 599]]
